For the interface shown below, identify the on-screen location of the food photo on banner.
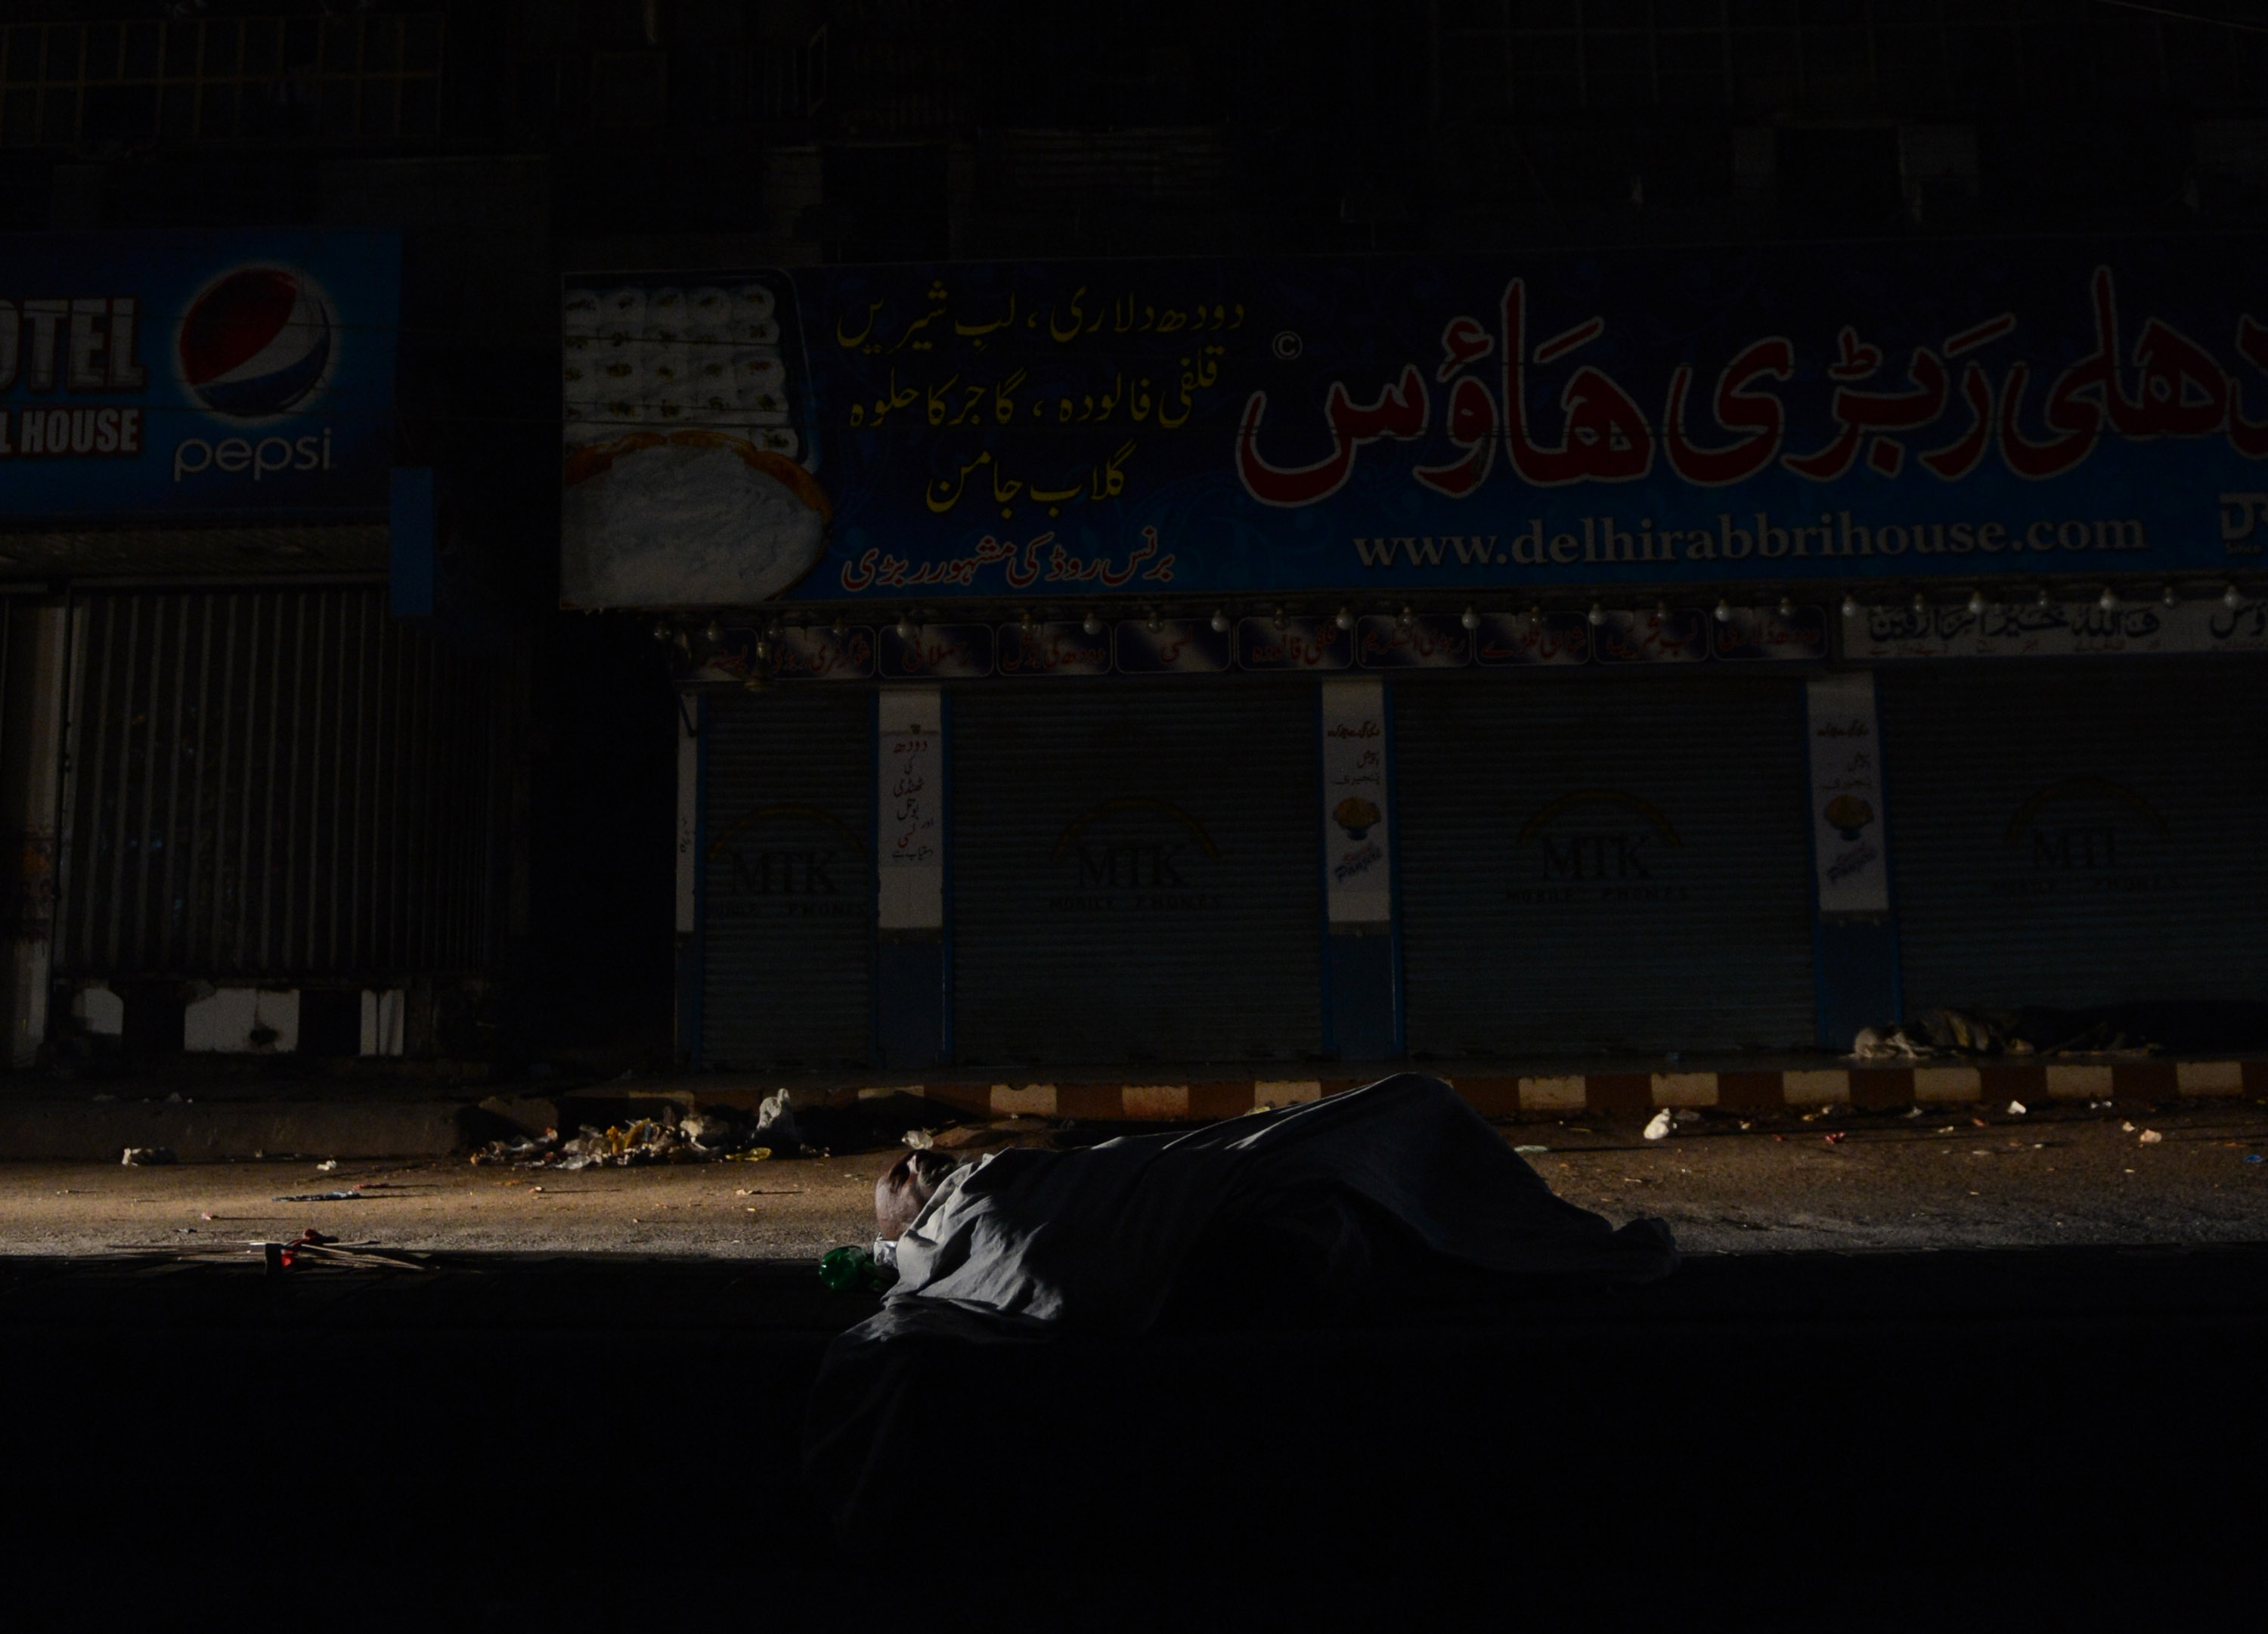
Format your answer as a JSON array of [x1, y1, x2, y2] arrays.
[[559, 238, 2268, 610], [0, 228, 400, 519]]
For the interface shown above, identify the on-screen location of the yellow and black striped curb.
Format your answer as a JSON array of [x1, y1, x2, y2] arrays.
[[798, 1060, 2266, 1121]]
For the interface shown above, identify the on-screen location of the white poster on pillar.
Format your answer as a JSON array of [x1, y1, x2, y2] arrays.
[[878, 687, 944, 930], [1807, 671, 1892, 916], [1320, 678, 1393, 925]]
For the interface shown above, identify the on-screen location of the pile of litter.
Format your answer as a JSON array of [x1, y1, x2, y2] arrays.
[[1854, 1001, 2268, 1062], [471, 1092, 801, 1170]]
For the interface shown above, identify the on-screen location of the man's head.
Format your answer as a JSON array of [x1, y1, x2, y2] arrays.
[[875, 1148, 957, 1241]]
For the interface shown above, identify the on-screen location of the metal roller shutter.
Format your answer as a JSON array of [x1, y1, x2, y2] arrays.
[[699, 689, 872, 1068], [1880, 661, 2268, 1013], [952, 682, 1321, 1065], [1398, 676, 1815, 1055], [57, 588, 496, 982]]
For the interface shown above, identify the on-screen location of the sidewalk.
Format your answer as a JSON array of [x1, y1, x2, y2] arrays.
[[3, 1050, 2260, 1163], [5, 1099, 2262, 1260]]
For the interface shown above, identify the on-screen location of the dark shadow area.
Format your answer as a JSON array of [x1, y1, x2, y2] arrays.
[[3, 1246, 2257, 1623]]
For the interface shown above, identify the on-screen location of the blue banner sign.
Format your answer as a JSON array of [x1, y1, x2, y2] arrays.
[[0, 229, 398, 519], [562, 240, 2268, 606]]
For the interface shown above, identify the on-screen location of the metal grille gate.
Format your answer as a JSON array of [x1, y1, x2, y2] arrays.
[[950, 683, 1323, 1066], [1880, 660, 2268, 1013], [1396, 675, 1817, 1056], [56, 588, 497, 981]]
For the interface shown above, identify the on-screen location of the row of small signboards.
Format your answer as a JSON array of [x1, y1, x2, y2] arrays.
[[684, 598, 2268, 684]]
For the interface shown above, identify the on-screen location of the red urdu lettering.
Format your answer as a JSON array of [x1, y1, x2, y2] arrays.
[[1662, 338, 1791, 486], [2127, 317, 2229, 437], [1412, 376, 1498, 498], [1501, 281, 1655, 485], [1234, 365, 1428, 507], [1997, 358, 2099, 479], [1782, 327, 1950, 482], [2228, 313, 2268, 458], [1919, 362, 1997, 480]]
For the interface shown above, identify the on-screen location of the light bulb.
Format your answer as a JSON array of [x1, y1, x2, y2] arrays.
[[1145, 609, 1162, 631], [1911, 593, 1927, 612], [1334, 606, 1354, 631], [2035, 588, 2053, 609], [895, 615, 916, 640], [1966, 591, 1985, 617], [1777, 596, 1795, 618], [1586, 603, 1605, 626], [2225, 584, 2243, 609], [703, 619, 723, 643], [1527, 604, 1541, 628], [831, 616, 847, 637], [2099, 587, 2118, 612], [652, 621, 671, 643], [1396, 606, 1414, 629], [1713, 599, 1732, 623], [1210, 610, 1229, 634], [1083, 612, 1103, 636], [1841, 595, 1860, 619], [2161, 584, 2177, 606], [1459, 606, 1479, 631], [1018, 608, 1034, 631]]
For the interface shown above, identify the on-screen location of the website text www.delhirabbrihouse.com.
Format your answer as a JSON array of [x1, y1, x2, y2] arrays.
[[1350, 511, 2148, 569]]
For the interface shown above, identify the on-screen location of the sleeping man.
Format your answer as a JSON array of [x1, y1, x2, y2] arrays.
[[864, 1071, 1677, 1331], [806, 1072, 1678, 1531]]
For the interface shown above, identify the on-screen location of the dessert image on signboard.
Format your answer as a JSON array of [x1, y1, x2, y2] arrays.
[[559, 273, 829, 606]]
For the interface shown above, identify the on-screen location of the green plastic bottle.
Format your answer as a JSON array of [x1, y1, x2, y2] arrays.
[[818, 1245, 883, 1292]]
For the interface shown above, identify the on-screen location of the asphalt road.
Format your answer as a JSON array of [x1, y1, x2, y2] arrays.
[[3, 1099, 2260, 1260], [5, 1100, 2261, 1625]]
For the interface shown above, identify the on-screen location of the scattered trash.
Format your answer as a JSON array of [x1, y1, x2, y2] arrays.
[[1642, 1109, 1672, 1141], [2245, 1155, 2263, 1164], [315, 1159, 339, 1173], [902, 1128, 935, 1150], [1902, 1107, 1925, 1120], [164, 1092, 182, 1103], [1854, 1006, 2173, 1060], [272, 1189, 371, 1202], [2138, 1128, 2164, 1145], [2007, 1100, 2028, 1116], [818, 1245, 886, 1293], [2120, 1121, 2137, 1133], [257, 1228, 429, 1276], [1514, 1144, 1550, 1155], [1822, 1131, 1847, 1146], [757, 1089, 800, 1149], [120, 1147, 176, 1166], [1852, 1025, 1933, 1062]]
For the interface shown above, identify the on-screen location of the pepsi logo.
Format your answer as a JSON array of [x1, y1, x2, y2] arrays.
[[177, 266, 334, 420]]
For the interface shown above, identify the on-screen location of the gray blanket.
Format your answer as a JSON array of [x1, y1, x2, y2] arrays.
[[804, 1073, 1677, 1529]]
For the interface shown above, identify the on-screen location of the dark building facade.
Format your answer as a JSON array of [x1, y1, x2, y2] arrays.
[[6, 2, 2265, 1074]]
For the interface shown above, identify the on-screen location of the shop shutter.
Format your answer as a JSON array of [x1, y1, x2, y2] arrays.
[[56, 588, 495, 981], [1397, 676, 1814, 1055], [952, 682, 1321, 1065], [699, 689, 872, 1068], [1880, 660, 2268, 1013]]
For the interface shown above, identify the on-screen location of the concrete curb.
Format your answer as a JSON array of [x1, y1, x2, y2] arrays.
[[1, 1060, 2259, 1161], [795, 1059, 2268, 1121]]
